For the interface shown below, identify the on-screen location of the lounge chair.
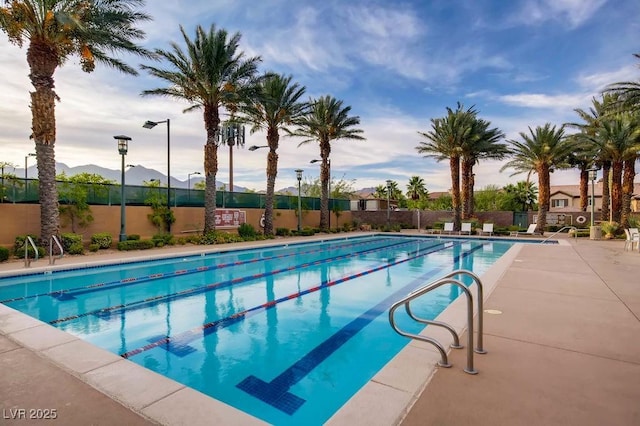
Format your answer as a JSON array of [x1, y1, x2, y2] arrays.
[[624, 228, 639, 251], [479, 223, 494, 236], [442, 222, 454, 234], [510, 224, 537, 237], [460, 222, 472, 235]]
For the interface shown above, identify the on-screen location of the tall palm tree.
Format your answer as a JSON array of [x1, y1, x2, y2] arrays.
[[417, 104, 475, 230], [141, 24, 261, 233], [605, 53, 640, 112], [501, 124, 572, 233], [290, 95, 365, 230], [0, 0, 152, 243], [460, 118, 507, 219], [241, 73, 308, 236]]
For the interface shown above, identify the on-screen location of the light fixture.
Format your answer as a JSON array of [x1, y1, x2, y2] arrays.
[[114, 135, 132, 242], [296, 169, 303, 232], [143, 119, 171, 229]]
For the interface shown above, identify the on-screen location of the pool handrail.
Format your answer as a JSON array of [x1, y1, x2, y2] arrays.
[[49, 235, 64, 265], [541, 226, 578, 244], [389, 277, 478, 374], [23, 236, 39, 267]]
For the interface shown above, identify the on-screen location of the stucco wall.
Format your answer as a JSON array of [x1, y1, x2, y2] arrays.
[[0, 204, 351, 247]]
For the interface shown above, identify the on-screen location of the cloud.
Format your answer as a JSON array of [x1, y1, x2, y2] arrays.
[[510, 0, 608, 29], [498, 93, 589, 110], [577, 64, 639, 91]]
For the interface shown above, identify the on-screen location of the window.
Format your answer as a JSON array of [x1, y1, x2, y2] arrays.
[[551, 198, 568, 208]]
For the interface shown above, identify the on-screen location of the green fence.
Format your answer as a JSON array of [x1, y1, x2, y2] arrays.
[[0, 178, 350, 211]]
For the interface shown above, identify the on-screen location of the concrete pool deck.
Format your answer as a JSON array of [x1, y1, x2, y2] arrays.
[[0, 233, 639, 425]]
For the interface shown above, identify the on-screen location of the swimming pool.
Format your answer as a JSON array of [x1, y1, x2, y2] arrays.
[[0, 235, 516, 424]]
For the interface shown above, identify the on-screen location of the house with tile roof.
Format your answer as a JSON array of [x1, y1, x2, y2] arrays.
[[550, 182, 640, 213]]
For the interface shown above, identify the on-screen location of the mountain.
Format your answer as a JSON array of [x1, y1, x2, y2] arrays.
[[18, 162, 246, 191]]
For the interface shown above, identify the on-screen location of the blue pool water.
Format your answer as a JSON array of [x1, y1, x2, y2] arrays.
[[0, 235, 515, 424]]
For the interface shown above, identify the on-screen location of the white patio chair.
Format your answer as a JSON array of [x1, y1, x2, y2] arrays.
[[442, 222, 454, 234], [480, 223, 494, 236], [510, 223, 537, 237], [460, 222, 472, 235], [624, 229, 639, 251]]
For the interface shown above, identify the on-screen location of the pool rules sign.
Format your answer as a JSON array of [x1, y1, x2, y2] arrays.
[[215, 209, 246, 228]]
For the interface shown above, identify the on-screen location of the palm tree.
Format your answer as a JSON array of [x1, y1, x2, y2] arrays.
[[460, 117, 507, 219], [501, 124, 572, 233], [406, 176, 427, 201], [241, 74, 308, 236], [290, 96, 365, 230], [605, 53, 640, 112], [141, 24, 261, 233], [373, 185, 387, 199], [503, 181, 538, 211], [417, 104, 475, 231], [0, 0, 152, 243]]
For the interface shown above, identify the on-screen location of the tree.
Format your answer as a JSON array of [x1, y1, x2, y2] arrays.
[[141, 24, 261, 233], [502, 181, 538, 211], [406, 176, 426, 200], [501, 124, 573, 233], [605, 53, 640, 112], [0, 0, 152, 244], [143, 179, 174, 232], [240, 74, 307, 236], [57, 172, 113, 233], [417, 104, 476, 230], [290, 95, 365, 230], [460, 117, 507, 219]]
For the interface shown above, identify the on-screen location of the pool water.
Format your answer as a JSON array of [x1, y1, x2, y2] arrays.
[[0, 235, 512, 425]]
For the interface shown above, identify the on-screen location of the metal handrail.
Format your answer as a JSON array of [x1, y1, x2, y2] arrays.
[[389, 277, 478, 374], [406, 269, 486, 354], [23, 236, 39, 267], [541, 226, 577, 244], [49, 235, 64, 265]]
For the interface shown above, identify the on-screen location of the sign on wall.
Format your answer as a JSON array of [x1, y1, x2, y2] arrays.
[[215, 209, 246, 228]]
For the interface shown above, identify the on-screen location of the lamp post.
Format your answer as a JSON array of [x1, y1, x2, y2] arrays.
[[143, 119, 171, 229], [24, 153, 36, 198], [219, 122, 245, 193], [310, 158, 331, 229], [296, 169, 303, 231], [386, 179, 392, 227], [248, 145, 268, 151], [115, 135, 131, 242], [187, 171, 201, 202], [588, 166, 598, 228]]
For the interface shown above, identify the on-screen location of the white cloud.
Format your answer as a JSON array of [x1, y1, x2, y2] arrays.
[[498, 93, 588, 109], [511, 0, 608, 28], [577, 64, 639, 91]]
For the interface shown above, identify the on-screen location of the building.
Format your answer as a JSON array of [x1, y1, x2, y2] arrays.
[[549, 182, 640, 213]]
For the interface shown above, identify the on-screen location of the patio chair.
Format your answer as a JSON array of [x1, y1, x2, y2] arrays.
[[510, 223, 537, 237], [460, 222, 472, 235], [479, 223, 494, 236], [624, 228, 639, 251], [442, 222, 454, 234]]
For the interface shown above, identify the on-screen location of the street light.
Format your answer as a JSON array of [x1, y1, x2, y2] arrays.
[[296, 169, 303, 231], [219, 122, 245, 192], [188, 171, 201, 202], [588, 166, 598, 228], [143, 119, 171, 230], [248, 145, 268, 151], [386, 179, 392, 227], [310, 159, 331, 229], [114, 135, 131, 242]]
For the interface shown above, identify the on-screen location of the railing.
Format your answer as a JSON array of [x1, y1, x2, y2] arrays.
[[49, 235, 64, 265], [388, 269, 486, 374], [23, 236, 39, 268], [541, 226, 578, 244]]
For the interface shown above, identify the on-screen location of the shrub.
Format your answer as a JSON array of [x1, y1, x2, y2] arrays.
[[0, 247, 9, 262], [127, 234, 141, 241], [600, 221, 620, 238], [152, 233, 174, 247], [67, 242, 85, 255], [117, 239, 155, 251], [238, 223, 257, 239], [276, 227, 291, 236], [91, 232, 112, 249], [60, 233, 83, 252], [88, 243, 100, 252]]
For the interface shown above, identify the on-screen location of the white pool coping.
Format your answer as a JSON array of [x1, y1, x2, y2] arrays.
[[0, 234, 541, 425]]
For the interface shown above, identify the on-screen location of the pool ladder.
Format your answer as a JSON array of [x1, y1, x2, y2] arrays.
[[388, 269, 486, 374], [22, 235, 64, 267]]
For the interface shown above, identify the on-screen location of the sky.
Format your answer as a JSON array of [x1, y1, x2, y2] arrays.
[[1, 0, 639, 192]]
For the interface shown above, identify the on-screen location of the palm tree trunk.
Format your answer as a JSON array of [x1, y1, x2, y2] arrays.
[[601, 162, 611, 222], [28, 42, 60, 245], [264, 127, 279, 236], [620, 159, 636, 229], [319, 142, 330, 230], [450, 156, 461, 231], [203, 106, 220, 233], [611, 160, 623, 224], [579, 167, 588, 211], [536, 164, 550, 233], [461, 158, 472, 220]]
